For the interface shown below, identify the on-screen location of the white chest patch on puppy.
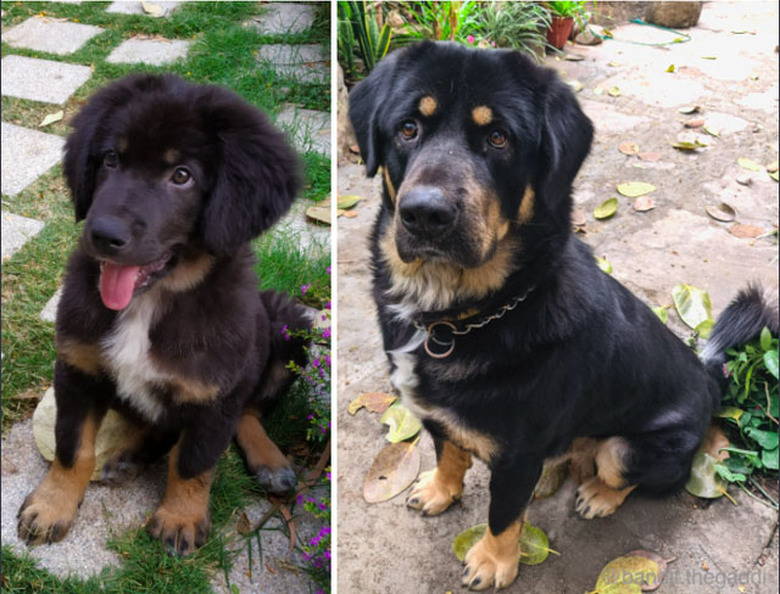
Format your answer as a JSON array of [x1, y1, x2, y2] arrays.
[[388, 331, 429, 420]]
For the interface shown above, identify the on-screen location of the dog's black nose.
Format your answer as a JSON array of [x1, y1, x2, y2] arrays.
[[89, 217, 131, 254], [399, 187, 457, 237]]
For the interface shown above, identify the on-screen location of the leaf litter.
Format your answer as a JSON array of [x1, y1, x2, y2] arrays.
[[364, 441, 420, 503], [452, 522, 559, 566]]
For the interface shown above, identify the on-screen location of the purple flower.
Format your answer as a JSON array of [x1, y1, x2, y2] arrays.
[[301, 283, 312, 295], [467, 34, 475, 44]]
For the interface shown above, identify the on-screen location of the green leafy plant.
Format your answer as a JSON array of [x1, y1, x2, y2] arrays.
[[715, 327, 779, 501], [398, 0, 482, 43], [339, 1, 391, 75], [545, 1, 588, 31], [462, 1, 551, 58]]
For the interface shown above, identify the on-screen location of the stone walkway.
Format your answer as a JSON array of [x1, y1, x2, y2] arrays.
[[1, 2, 329, 592]]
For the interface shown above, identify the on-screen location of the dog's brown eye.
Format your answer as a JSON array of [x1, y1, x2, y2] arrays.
[[104, 150, 118, 167], [400, 120, 419, 141], [171, 167, 191, 185], [488, 130, 508, 149]]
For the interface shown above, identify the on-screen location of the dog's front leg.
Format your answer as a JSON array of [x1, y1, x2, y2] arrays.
[[462, 454, 543, 591], [18, 361, 109, 545]]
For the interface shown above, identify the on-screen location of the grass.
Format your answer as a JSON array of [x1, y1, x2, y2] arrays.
[[1, 1, 331, 592]]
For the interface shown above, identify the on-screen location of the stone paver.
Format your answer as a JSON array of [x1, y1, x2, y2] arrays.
[[276, 103, 330, 156], [1, 16, 103, 55], [248, 2, 315, 36], [106, 37, 190, 65], [1, 212, 45, 260], [1, 55, 92, 104], [1, 122, 65, 197], [257, 43, 329, 84], [40, 288, 62, 323], [106, 1, 181, 16]]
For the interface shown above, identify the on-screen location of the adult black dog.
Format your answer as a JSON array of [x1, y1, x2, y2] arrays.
[[18, 74, 310, 556], [349, 41, 776, 590]]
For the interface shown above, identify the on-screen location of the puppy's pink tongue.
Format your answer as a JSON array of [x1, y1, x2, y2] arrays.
[[100, 262, 140, 310]]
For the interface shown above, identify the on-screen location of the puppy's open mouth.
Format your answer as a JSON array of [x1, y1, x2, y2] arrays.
[[99, 253, 174, 311]]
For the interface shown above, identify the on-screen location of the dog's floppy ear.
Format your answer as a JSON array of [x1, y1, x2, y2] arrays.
[[536, 71, 593, 221], [348, 49, 404, 177], [200, 92, 301, 256]]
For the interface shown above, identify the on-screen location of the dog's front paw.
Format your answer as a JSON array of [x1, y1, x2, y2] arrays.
[[575, 477, 634, 519], [462, 531, 519, 591], [100, 451, 142, 485], [147, 505, 211, 557], [406, 469, 462, 515], [255, 464, 297, 494], [17, 486, 79, 546]]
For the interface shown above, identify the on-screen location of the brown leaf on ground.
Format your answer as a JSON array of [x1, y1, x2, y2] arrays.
[[237, 511, 252, 535], [364, 442, 420, 503], [684, 118, 705, 128], [348, 392, 397, 415], [700, 424, 730, 462], [705, 203, 736, 222], [729, 224, 764, 238], [619, 142, 640, 156], [633, 196, 656, 212]]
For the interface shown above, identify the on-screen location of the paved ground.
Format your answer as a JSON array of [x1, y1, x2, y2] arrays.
[[1, 2, 329, 592], [337, 3, 778, 593]]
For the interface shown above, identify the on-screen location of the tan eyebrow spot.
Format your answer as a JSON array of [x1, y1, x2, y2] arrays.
[[418, 95, 437, 117], [472, 105, 493, 126], [117, 137, 128, 152], [164, 148, 181, 165]]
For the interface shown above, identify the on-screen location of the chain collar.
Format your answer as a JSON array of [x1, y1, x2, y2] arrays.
[[413, 285, 534, 359]]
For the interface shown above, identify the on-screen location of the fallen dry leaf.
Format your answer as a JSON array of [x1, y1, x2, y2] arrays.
[[343, 210, 358, 218], [594, 198, 618, 220], [571, 208, 587, 227], [684, 119, 705, 128], [705, 203, 736, 222], [678, 105, 701, 114], [729, 224, 764, 238], [363, 442, 420, 503], [348, 392, 397, 416], [617, 181, 656, 198], [638, 152, 663, 162], [619, 142, 639, 156], [633, 196, 655, 212]]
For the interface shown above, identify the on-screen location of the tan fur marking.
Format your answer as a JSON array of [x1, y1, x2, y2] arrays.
[[235, 411, 290, 471], [117, 137, 127, 152], [569, 437, 600, 484], [160, 252, 215, 293], [170, 377, 220, 405], [517, 186, 535, 225], [383, 167, 397, 204], [576, 477, 636, 519], [18, 413, 101, 544], [57, 339, 104, 376], [471, 105, 493, 126], [418, 95, 437, 117], [463, 520, 522, 590], [148, 443, 213, 556], [596, 437, 629, 489], [407, 441, 472, 515], [164, 148, 181, 165]]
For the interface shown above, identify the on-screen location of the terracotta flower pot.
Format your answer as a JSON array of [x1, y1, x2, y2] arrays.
[[547, 15, 575, 50]]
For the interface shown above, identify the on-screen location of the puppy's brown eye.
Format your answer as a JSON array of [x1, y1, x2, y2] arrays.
[[400, 120, 419, 141], [171, 167, 191, 185], [488, 130, 508, 149], [104, 150, 118, 167]]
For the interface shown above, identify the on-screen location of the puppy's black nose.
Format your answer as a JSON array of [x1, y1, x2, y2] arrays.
[[399, 187, 457, 237], [89, 217, 131, 255]]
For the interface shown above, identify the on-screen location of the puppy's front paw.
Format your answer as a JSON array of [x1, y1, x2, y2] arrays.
[[255, 464, 297, 494], [17, 486, 79, 546], [406, 469, 461, 516], [100, 451, 141, 485], [462, 530, 519, 591], [147, 505, 210, 557], [575, 477, 634, 519]]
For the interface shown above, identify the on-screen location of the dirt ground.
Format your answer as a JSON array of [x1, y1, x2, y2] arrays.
[[336, 2, 778, 593]]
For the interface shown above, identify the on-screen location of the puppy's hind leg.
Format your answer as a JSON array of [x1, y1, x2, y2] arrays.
[[236, 408, 297, 494]]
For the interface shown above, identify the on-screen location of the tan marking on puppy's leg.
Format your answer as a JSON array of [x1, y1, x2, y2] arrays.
[[472, 105, 493, 126], [383, 167, 397, 203], [418, 95, 437, 116], [462, 520, 522, 591], [18, 413, 100, 545], [575, 477, 636, 519], [236, 411, 296, 494], [596, 436, 630, 489], [147, 444, 213, 556], [569, 437, 600, 484], [407, 441, 472, 515]]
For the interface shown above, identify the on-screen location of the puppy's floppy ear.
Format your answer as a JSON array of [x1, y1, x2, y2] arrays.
[[348, 49, 404, 177], [537, 71, 593, 218], [64, 74, 164, 221], [200, 91, 301, 256]]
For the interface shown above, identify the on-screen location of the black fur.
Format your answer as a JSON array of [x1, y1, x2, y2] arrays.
[[350, 42, 775, 586]]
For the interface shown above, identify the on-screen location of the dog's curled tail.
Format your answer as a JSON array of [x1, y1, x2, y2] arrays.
[[700, 284, 778, 387]]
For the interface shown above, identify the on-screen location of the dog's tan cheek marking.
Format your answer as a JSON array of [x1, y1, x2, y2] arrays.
[[517, 186, 535, 225], [472, 105, 493, 126], [418, 95, 437, 117], [57, 339, 104, 376], [595, 436, 630, 489], [383, 167, 397, 204]]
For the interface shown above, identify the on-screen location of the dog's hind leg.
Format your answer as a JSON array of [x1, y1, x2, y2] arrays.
[[100, 422, 178, 485], [575, 437, 636, 518], [235, 408, 297, 494]]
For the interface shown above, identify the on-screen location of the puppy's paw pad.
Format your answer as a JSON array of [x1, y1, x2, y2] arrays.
[[17, 491, 77, 546], [255, 465, 297, 494], [147, 507, 210, 557], [462, 536, 519, 591], [575, 477, 627, 519], [405, 469, 461, 516]]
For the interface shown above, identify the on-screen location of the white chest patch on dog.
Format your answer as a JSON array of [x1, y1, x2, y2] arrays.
[[388, 331, 430, 420], [102, 293, 168, 422]]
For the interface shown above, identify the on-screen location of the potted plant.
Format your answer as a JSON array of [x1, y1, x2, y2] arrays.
[[545, 1, 586, 50]]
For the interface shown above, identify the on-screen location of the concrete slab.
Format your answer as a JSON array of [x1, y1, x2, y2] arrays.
[[106, 1, 181, 16], [40, 287, 62, 323], [247, 2, 316, 36], [1, 55, 92, 104], [1, 16, 103, 55], [257, 43, 329, 84], [1, 122, 65, 197], [1, 212, 45, 260], [106, 37, 190, 66], [276, 103, 330, 156], [271, 198, 331, 257]]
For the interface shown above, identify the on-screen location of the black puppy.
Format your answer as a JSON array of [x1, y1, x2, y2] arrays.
[[18, 75, 310, 556], [350, 41, 776, 590]]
